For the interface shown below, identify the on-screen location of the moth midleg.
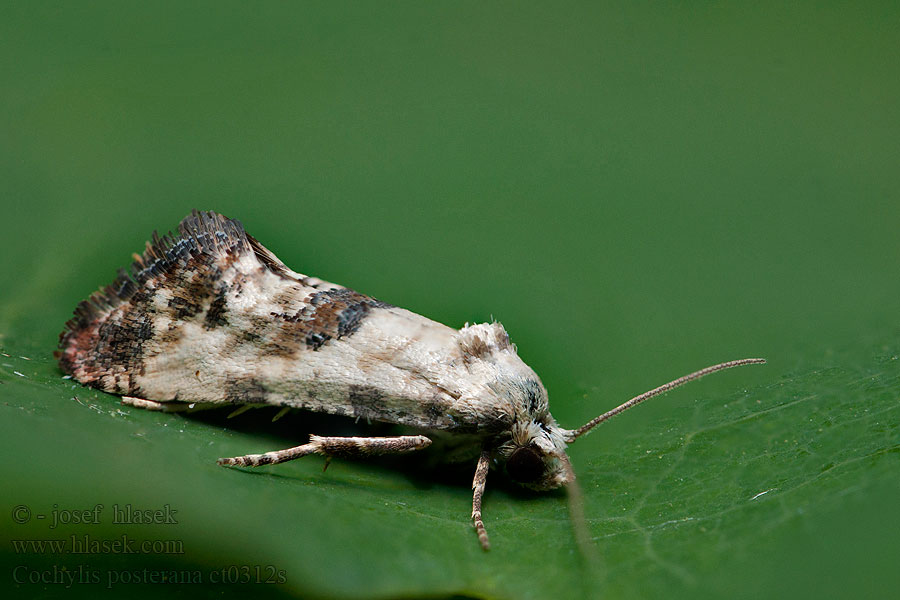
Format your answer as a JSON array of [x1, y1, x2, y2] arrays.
[[217, 434, 432, 468], [471, 448, 491, 551]]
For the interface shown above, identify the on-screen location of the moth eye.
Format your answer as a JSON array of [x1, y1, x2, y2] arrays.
[[506, 446, 544, 484]]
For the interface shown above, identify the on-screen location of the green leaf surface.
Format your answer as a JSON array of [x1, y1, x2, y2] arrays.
[[2, 335, 899, 600], [2, 2, 899, 599]]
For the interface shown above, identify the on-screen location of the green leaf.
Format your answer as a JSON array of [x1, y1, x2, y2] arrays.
[[2, 333, 899, 599]]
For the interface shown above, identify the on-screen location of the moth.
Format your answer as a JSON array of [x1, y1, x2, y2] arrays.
[[58, 210, 765, 550]]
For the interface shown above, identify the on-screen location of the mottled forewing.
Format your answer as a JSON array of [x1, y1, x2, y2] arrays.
[[58, 211, 486, 432]]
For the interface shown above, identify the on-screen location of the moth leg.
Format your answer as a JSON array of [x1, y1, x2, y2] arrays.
[[217, 434, 432, 467], [121, 396, 198, 412], [471, 447, 491, 551], [271, 406, 291, 422], [227, 404, 255, 419], [121, 396, 218, 413], [121, 396, 168, 411]]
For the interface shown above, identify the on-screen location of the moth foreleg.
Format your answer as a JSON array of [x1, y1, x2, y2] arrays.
[[471, 448, 491, 551], [217, 434, 432, 468]]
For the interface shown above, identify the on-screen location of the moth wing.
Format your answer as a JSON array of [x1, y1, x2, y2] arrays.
[[59, 210, 309, 392], [58, 210, 485, 432]]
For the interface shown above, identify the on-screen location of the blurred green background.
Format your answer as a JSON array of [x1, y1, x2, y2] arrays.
[[1, 2, 898, 599]]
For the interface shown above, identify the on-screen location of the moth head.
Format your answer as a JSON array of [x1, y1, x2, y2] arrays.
[[505, 445, 573, 490], [500, 418, 573, 490]]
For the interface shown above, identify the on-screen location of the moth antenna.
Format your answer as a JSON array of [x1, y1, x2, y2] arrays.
[[567, 358, 766, 441]]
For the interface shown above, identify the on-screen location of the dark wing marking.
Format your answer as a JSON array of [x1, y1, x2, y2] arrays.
[[58, 210, 254, 386], [60, 211, 247, 341]]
